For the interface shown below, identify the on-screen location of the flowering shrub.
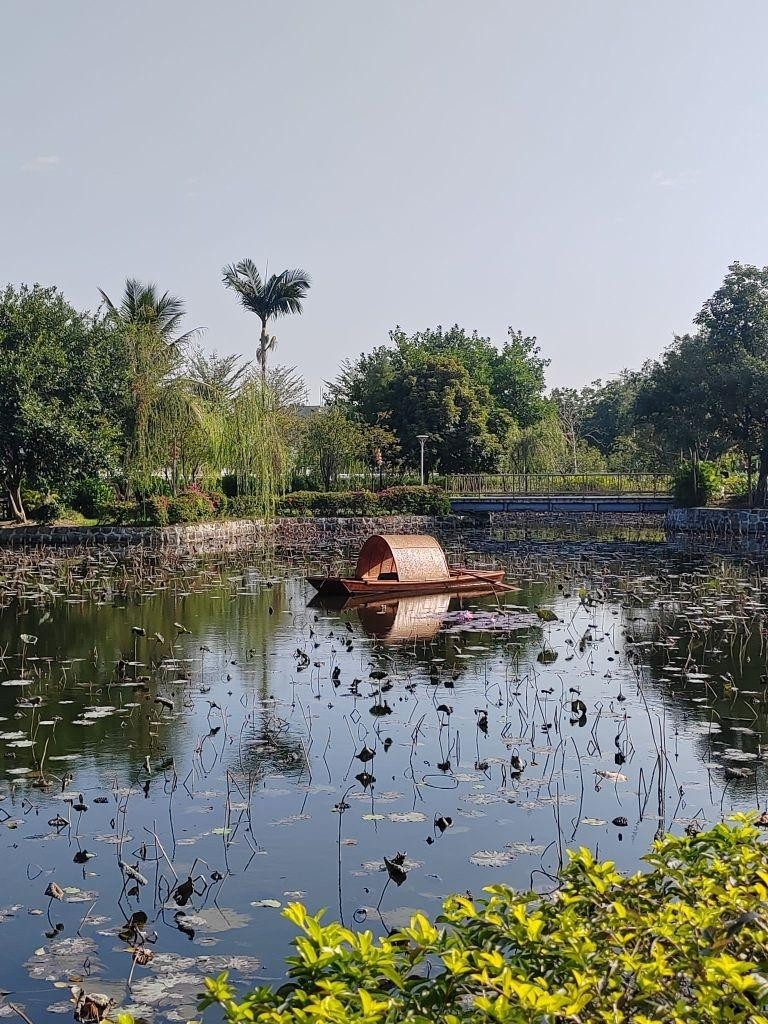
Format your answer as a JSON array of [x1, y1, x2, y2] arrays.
[[198, 819, 768, 1024]]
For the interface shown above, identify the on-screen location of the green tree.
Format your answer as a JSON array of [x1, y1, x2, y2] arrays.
[[221, 260, 311, 380], [693, 262, 768, 502], [385, 354, 500, 474], [187, 348, 251, 406], [299, 407, 366, 490], [99, 279, 199, 493], [0, 284, 120, 521], [327, 324, 547, 472], [635, 263, 768, 498]]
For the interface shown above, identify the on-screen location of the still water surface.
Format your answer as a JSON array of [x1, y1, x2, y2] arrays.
[[0, 535, 765, 1019]]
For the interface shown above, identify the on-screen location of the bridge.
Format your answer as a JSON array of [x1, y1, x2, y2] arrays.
[[445, 473, 673, 514]]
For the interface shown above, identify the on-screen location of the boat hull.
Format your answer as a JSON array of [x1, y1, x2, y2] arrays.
[[307, 569, 506, 598]]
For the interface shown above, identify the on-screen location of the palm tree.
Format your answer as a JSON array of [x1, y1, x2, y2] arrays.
[[98, 279, 198, 347], [98, 279, 200, 489], [221, 259, 311, 380]]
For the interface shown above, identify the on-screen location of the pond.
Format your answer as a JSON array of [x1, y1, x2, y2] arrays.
[[0, 533, 766, 1021]]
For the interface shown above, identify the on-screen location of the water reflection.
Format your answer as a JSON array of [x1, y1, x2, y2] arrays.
[[0, 545, 766, 1022]]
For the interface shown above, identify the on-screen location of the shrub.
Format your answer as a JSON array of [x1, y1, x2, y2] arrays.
[[314, 490, 380, 516], [166, 490, 216, 524], [199, 818, 768, 1024], [228, 495, 264, 519], [145, 495, 170, 526], [275, 487, 450, 517], [277, 491, 320, 516], [71, 477, 115, 519], [101, 500, 141, 525], [379, 484, 450, 515], [31, 496, 64, 524], [672, 460, 722, 507]]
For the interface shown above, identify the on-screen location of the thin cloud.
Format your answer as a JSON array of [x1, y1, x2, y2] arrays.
[[21, 155, 61, 172], [652, 169, 700, 188]]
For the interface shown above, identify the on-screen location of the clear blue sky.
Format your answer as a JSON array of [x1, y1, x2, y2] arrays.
[[3, 1, 767, 399]]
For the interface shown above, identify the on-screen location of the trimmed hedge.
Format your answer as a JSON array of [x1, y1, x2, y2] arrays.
[[198, 817, 768, 1024], [276, 485, 450, 517]]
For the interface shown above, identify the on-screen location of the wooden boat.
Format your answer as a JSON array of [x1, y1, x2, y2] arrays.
[[307, 534, 506, 598]]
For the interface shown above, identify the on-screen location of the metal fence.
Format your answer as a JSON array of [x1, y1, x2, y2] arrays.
[[446, 473, 671, 496]]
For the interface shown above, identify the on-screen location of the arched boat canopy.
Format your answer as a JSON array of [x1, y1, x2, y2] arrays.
[[354, 534, 450, 583]]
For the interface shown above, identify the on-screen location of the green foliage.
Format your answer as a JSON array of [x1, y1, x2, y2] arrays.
[[378, 485, 450, 514], [0, 284, 122, 522], [31, 495, 64, 525], [227, 495, 265, 519], [275, 486, 448, 517], [327, 325, 549, 474], [71, 478, 115, 519], [299, 408, 368, 490], [199, 819, 768, 1024], [166, 489, 216, 524], [145, 495, 170, 526], [673, 460, 723, 507], [276, 490, 319, 515]]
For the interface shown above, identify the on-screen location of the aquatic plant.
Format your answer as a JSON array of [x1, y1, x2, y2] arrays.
[[200, 818, 768, 1024]]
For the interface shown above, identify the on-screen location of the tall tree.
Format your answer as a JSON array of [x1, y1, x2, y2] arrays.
[[635, 263, 768, 501], [327, 324, 548, 472], [0, 285, 120, 521], [221, 260, 311, 379], [385, 354, 500, 474], [299, 408, 365, 490], [99, 279, 198, 490]]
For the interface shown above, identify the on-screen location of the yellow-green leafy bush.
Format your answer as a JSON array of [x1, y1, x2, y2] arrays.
[[199, 819, 768, 1024]]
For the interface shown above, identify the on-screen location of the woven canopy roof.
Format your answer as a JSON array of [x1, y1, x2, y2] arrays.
[[354, 534, 450, 583]]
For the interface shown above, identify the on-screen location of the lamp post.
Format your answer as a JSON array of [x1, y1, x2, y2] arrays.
[[416, 434, 429, 486]]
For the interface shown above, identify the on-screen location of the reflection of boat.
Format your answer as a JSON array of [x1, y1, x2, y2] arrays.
[[307, 534, 506, 598], [361, 593, 452, 641], [308, 590, 505, 642]]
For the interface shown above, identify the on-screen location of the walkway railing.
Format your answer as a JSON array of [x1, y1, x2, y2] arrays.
[[446, 473, 671, 496]]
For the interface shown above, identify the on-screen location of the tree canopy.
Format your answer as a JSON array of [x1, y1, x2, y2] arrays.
[[327, 324, 549, 475], [0, 284, 122, 521]]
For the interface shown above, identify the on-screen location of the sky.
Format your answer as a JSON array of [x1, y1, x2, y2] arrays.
[[3, 1, 768, 401]]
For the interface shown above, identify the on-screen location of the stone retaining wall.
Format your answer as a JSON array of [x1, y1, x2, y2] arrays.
[[0, 515, 465, 554], [666, 507, 768, 535]]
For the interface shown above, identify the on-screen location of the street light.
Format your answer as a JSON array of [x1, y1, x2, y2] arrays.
[[416, 434, 429, 486]]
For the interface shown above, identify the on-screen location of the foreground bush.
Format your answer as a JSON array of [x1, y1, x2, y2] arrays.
[[200, 818, 768, 1024]]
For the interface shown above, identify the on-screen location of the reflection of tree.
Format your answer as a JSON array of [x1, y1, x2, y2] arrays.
[[0, 575, 293, 780], [633, 607, 768, 794], [225, 705, 306, 779]]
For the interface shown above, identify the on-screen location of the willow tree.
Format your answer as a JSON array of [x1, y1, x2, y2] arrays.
[[99, 280, 199, 493], [221, 260, 311, 379], [215, 376, 292, 514]]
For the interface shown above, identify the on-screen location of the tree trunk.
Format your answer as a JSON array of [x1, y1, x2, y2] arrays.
[[260, 320, 268, 382], [7, 480, 26, 523], [756, 443, 768, 507]]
